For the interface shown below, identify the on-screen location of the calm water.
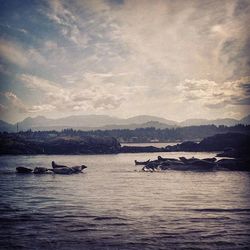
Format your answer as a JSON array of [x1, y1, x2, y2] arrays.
[[121, 142, 179, 147], [0, 151, 250, 250]]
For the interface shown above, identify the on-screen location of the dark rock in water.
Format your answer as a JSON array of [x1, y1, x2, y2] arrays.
[[16, 167, 33, 174], [137, 154, 250, 172], [216, 147, 250, 158], [0, 134, 121, 155], [216, 149, 236, 158], [198, 133, 250, 154], [121, 146, 163, 153], [164, 133, 250, 157], [217, 158, 250, 171], [177, 141, 199, 151], [186, 159, 216, 168]]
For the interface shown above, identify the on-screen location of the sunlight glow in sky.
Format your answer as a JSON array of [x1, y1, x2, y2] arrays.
[[0, 0, 249, 123]]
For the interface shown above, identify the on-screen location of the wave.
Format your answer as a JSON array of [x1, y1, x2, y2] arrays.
[[93, 216, 126, 221]]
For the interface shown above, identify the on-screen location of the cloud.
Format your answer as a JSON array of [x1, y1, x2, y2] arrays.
[[4, 92, 28, 113], [0, 40, 29, 67], [178, 76, 250, 109], [46, 0, 85, 46], [19, 73, 131, 113], [1, 0, 249, 121], [0, 103, 7, 113], [1, 91, 56, 115], [20, 74, 62, 93], [28, 104, 56, 113], [0, 40, 47, 68], [0, 24, 28, 34]]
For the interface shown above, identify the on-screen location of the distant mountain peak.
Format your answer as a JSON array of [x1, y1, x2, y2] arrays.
[[0, 114, 249, 132]]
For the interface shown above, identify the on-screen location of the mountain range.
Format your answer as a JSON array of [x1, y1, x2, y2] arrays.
[[0, 114, 250, 132]]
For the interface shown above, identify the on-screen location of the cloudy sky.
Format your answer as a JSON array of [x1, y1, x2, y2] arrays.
[[0, 0, 249, 123]]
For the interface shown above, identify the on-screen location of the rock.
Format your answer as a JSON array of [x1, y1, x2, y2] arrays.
[[186, 159, 216, 168], [217, 158, 250, 171], [121, 146, 163, 153], [177, 141, 199, 151], [198, 133, 250, 153]]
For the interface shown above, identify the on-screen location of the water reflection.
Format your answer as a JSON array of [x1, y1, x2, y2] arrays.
[[0, 152, 250, 249]]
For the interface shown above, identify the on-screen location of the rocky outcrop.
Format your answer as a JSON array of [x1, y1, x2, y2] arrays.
[[135, 156, 250, 172], [0, 135, 121, 155], [121, 146, 164, 153], [120, 133, 250, 156], [1, 132, 249, 156]]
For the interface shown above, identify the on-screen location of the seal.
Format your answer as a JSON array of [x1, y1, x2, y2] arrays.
[[71, 165, 87, 173], [16, 166, 33, 174], [33, 167, 48, 174], [52, 161, 69, 168], [52, 167, 74, 175], [51, 161, 87, 174]]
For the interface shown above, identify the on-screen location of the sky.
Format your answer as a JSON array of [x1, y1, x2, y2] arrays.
[[0, 0, 249, 123]]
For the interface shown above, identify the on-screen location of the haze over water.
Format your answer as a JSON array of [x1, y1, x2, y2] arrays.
[[1, 151, 250, 249]]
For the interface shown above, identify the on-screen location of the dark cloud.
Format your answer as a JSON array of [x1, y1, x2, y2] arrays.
[[234, 0, 250, 16], [233, 97, 250, 105], [107, 0, 124, 5]]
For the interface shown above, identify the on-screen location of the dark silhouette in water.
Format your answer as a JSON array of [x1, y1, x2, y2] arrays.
[[16, 166, 33, 173], [136, 155, 250, 172], [51, 161, 68, 168], [135, 159, 150, 165], [52, 161, 87, 173], [16, 162, 87, 174]]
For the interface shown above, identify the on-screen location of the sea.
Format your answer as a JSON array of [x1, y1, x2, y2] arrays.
[[0, 145, 250, 249]]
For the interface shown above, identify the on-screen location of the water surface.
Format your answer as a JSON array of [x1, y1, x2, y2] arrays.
[[0, 152, 250, 249]]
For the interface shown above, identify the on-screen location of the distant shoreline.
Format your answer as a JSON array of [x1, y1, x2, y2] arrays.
[[0, 132, 249, 158]]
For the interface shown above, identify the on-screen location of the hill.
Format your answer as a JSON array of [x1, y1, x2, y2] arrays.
[[0, 114, 250, 132]]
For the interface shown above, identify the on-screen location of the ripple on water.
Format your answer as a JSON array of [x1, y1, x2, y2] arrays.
[[0, 154, 250, 249]]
